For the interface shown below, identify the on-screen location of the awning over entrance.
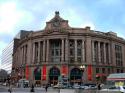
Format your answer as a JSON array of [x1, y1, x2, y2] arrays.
[[107, 73, 125, 81]]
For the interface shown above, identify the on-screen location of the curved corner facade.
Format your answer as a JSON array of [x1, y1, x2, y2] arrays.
[[12, 12, 125, 85]]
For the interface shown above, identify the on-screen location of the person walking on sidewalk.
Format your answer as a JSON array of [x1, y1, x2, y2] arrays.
[[45, 84, 48, 92], [8, 84, 12, 93], [30, 84, 35, 92]]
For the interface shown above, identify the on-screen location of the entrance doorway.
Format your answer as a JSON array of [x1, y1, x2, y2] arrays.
[[34, 67, 41, 86], [49, 67, 60, 85], [70, 68, 82, 85]]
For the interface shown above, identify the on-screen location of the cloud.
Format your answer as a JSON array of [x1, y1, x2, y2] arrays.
[[80, 22, 95, 30], [61, 8, 95, 29], [0, 2, 20, 35], [0, 1, 35, 36]]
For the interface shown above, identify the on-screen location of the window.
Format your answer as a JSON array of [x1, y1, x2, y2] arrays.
[[115, 45, 123, 66], [70, 49, 74, 56], [77, 49, 82, 56], [50, 40, 61, 62], [108, 68, 110, 74], [102, 68, 105, 73], [77, 40, 82, 62], [96, 68, 99, 73], [70, 57, 74, 63], [77, 57, 81, 62]]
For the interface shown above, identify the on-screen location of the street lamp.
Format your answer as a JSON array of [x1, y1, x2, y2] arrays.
[[80, 65, 85, 85]]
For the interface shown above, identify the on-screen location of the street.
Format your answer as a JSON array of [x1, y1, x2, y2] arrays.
[[0, 85, 121, 93]]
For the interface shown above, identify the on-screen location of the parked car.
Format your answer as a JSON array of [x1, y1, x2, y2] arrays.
[[68, 84, 73, 89], [73, 84, 80, 89], [83, 83, 97, 89], [101, 86, 125, 92], [3, 82, 7, 86], [53, 83, 64, 89]]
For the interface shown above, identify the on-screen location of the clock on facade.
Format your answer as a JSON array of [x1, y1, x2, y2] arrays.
[[52, 18, 60, 27]]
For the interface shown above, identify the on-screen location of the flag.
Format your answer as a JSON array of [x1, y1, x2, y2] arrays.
[[42, 65, 46, 80], [62, 65, 68, 76], [87, 65, 92, 81], [25, 65, 29, 80]]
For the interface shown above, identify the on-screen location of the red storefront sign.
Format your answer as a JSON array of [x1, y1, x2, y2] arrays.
[[62, 65, 68, 76], [42, 65, 46, 80], [87, 65, 92, 81]]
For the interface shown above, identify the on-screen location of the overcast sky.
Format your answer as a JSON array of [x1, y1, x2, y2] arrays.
[[0, 0, 125, 67]]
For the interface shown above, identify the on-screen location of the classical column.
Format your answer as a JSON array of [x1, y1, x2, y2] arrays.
[[61, 39, 64, 62], [103, 43, 106, 63], [92, 41, 95, 63], [85, 36, 92, 64], [20, 47, 23, 65], [75, 39, 77, 62], [65, 39, 69, 63], [43, 40, 46, 62], [23, 46, 25, 64], [98, 42, 101, 63], [32, 43, 35, 63], [25, 45, 27, 64], [38, 42, 40, 63], [108, 43, 111, 64], [82, 40, 85, 63], [27, 41, 32, 65], [46, 39, 49, 63]]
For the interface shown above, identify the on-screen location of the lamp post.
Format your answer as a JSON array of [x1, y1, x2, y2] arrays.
[[80, 65, 85, 85]]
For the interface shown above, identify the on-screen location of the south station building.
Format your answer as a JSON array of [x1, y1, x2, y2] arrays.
[[12, 11, 125, 86]]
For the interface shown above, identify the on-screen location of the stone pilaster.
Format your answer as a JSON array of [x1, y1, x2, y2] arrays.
[[21, 47, 23, 65], [103, 43, 106, 63], [85, 36, 92, 64], [46, 39, 49, 63], [23, 46, 25, 64], [65, 39, 69, 63], [98, 42, 101, 63], [32, 43, 35, 63], [111, 42, 115, 66], [75, 39, 77, 62], [38, 42, 40, 63], [82, 40, 85, 63], [27, 40, 32, 64], [92, 41, 95, 63], [61, 39, 64, 62], [43, 40, 46, 62], [108, 43, 111, 64]]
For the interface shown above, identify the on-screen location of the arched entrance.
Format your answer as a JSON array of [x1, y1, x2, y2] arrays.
[[70, 68, 82, 85], [49, 67, 60, 85], [34, 67, 41, 86]]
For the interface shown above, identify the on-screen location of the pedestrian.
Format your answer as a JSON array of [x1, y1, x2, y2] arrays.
[[8, 84, 12, 93], [97, 83, 101, 90], [30, 84, 35, 92], [45, 84, 48, 92], [120, 86, 125, 93]]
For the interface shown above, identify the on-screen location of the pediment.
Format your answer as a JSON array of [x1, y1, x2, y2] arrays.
[[44, 11, 70, 30]]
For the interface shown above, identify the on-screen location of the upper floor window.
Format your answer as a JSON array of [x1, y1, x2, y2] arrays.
[[115, 45, 123, 66]]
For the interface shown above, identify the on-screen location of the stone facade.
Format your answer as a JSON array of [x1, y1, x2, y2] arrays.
[[12, 11, 125, 85]]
